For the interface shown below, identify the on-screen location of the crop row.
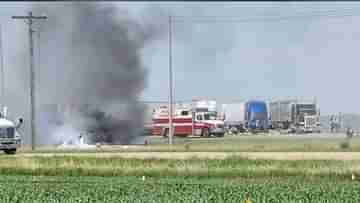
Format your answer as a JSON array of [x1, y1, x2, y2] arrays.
[[0, 175, 359, 202]]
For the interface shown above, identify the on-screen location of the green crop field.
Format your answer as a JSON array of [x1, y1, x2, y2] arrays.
[[0, 175, 359, 202], [5, 134, 360, 202]]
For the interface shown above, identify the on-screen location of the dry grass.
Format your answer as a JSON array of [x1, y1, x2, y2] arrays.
[[6, 134, 360, 178], [19, 133, 360, 153], [0, 154, 358, 179], [10, 152, 360, 160]]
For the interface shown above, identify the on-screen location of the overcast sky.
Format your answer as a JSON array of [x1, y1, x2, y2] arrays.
[[1, 2, 360, 117]]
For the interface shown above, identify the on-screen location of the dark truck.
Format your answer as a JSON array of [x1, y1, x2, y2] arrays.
[[245, 100, 269, 133], [269, 99, 321, 133]]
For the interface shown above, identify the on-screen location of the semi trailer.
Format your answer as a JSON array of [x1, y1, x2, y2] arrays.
[[269, 99, 321, 133], [221, 102, 246, 134]]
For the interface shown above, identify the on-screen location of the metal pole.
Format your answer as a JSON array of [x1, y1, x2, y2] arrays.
[[12, 12, 47, 151], [339, 112, 342, 131], [0, 24, 4, 114], [28, 12, 36, 151], [168, 15, 173, 145], [191, 100, 194, 136]]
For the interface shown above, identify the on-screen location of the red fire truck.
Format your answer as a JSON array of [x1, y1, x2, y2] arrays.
[[152, 104, 225, 137]]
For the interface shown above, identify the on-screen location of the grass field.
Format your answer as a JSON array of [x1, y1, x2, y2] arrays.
[[3, 133, 360, 202], [20, 133, 360, 153], [0, 153, 360, 179], [9, 134, 360, 178]]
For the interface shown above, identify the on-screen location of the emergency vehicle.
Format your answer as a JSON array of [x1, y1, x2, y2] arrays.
[[152, 101, 225, 137]]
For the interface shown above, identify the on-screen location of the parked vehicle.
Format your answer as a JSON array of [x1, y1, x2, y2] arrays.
[[0, 107, 23, 154], [152, 102, 225, 137], [245, 100, 269, 133], [142, 104, 155, 136], [221, 102, 246, 134], [269, 99, 321, 133]]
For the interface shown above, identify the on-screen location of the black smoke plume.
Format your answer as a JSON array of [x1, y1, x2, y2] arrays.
[[31, 3, 164, 145]]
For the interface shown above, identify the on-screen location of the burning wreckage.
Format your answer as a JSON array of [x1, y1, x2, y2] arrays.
[[79, 106, 141, 145], [41, 103, 145, 148]]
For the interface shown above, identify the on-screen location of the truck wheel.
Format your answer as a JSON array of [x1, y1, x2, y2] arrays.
[[4, 149, 16, 155], [216, 133, 225, 138], [295, 129, 303, 134], [202, 128, 210, 137]]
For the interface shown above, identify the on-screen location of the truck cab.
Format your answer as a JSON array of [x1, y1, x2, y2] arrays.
[[152, 103, 225, 137], [0, 117, 23, 154], [292, 103, 321, 133], [194, 111, 225, 137], [245, 101, 269, 133]]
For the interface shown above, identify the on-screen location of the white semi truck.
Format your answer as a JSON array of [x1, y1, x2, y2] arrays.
[[0, 107, 23, 154]]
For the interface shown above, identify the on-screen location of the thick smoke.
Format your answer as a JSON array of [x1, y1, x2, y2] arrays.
[[30, 3, 164, 145], [5, 3, 237, 145]]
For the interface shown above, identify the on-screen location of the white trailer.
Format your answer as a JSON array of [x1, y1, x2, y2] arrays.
[[269, 100, 293, 127], [221, 102, 246, 134], [193, 100, 217, 112]]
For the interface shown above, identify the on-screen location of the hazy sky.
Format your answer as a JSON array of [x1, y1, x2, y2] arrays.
[[1, 2, 360, 118], [139, 2, 360, 115]]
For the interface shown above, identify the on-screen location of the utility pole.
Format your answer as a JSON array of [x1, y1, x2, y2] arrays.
[[0, 24, 4, 114], [12, 12, 47, 151], [168, 15, 173, 145], [339, 112, 342, 131], [191, 99, 195, 136]]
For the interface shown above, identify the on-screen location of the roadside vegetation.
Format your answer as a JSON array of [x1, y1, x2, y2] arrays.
[[0, 155, 358, 179]]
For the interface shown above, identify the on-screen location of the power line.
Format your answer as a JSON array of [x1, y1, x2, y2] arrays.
[[140, 99, 248, 104], [171, 8, 360, 23], [0, 24, 4, 114]]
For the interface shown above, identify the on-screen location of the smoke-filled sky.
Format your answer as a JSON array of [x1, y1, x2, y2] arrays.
[[0, 1, 360, 129]]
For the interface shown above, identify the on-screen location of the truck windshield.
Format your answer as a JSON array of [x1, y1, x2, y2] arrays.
[[0, 127, 14, 138], [250, 112, 267, 120], [7, 128, 14, 138], [204, 112, 217, 120], [247, 102, 268, 121], [296, 104, 316, 115]]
